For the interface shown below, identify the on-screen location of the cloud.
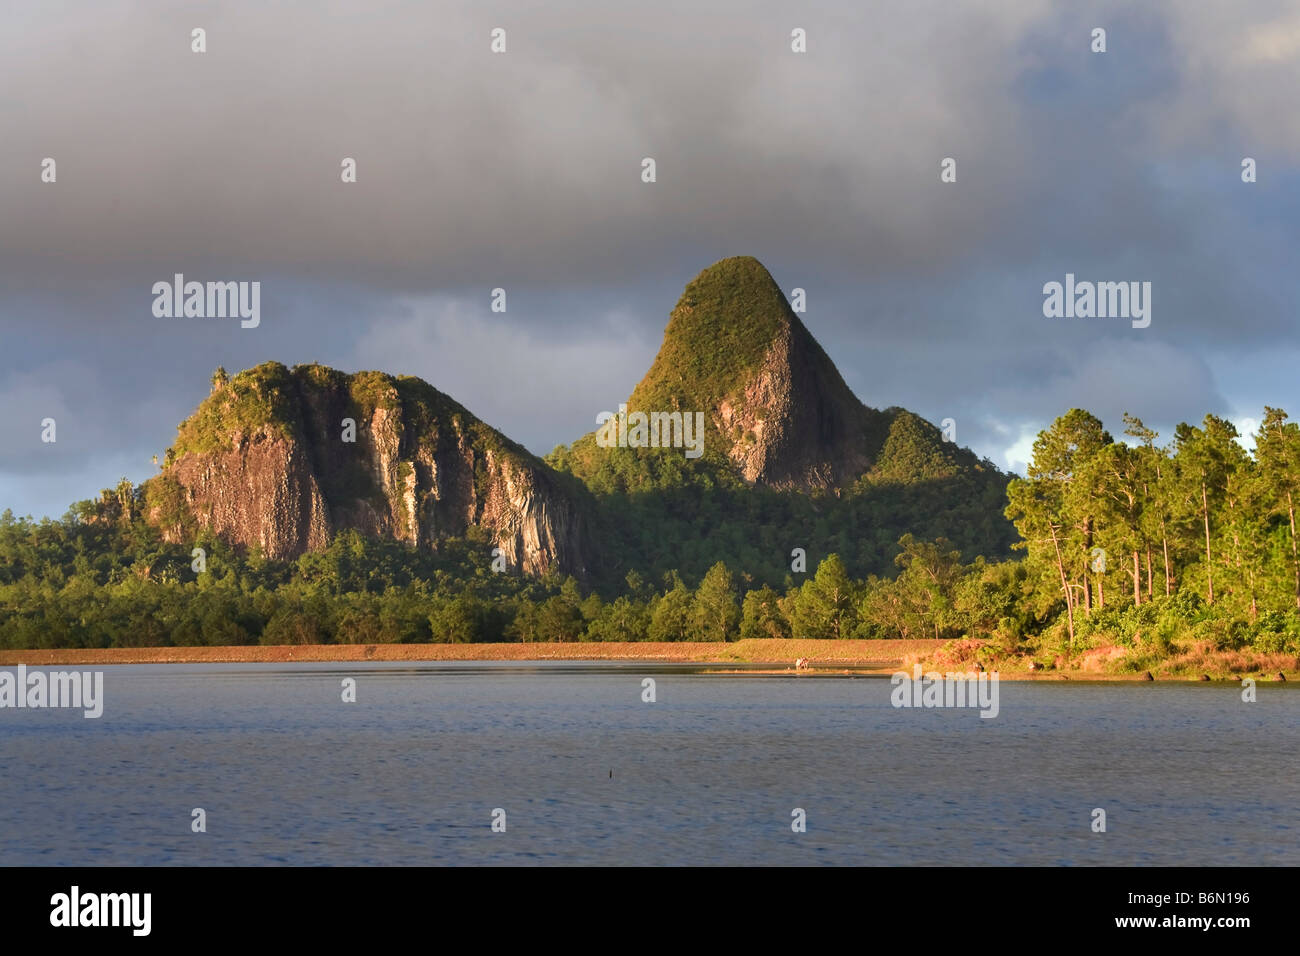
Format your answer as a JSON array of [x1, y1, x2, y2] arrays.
[[0, 0, 1297, 517], [349, 292, 659, 455], [1002, 426, 1040, 476]]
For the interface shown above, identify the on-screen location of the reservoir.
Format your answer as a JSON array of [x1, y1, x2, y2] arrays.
[[1, 662, 1295, 866]]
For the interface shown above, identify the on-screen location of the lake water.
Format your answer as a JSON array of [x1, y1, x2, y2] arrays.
[[1, 662, 1296, 865]]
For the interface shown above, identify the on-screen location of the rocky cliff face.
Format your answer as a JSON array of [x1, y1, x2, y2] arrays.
[[708, 309, 893, 489], [145, 363, 591, 576], [164, 424, 332, 557]]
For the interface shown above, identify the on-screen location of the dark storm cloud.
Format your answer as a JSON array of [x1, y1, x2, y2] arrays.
[[1, 0, 1298, 516]]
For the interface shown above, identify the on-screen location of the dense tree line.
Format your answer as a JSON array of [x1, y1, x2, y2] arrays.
[[0, 503, 991, 648], [2, 408, 1299, 663], [558, 407, 1017, 590], [1004, 407, 1300, 654]]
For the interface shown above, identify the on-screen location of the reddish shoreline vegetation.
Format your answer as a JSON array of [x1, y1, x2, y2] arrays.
[[0, 639, 1290, 682], [915, 638, 1295, 682], [0, 638, 929, 667], [4, 258, 1300, 674]]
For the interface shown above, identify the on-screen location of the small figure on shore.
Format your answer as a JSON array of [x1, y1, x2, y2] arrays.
[[795, 657, 810, 670], [1141, 671, 1154, 681], [1198, 674, 1210, 681], [1278, 673, 1288, 682], [1027, 661, 1042, 672]]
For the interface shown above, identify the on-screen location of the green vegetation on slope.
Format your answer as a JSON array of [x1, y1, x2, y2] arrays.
[[167, 362, 302, 461], [864, 410, 963, 483], [628, 255, 791, 413], [553, 398, 1014, 590], [546, 256, 801, 496]]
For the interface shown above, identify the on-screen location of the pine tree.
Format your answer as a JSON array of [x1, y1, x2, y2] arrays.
[[790, 554, 857, 639], [1007, 410, 1111, 642], [740, 585, 790, 640], [1255, 408, 1300, 609], [1124, 414, 1174, 597], [1084, 442, 1145, 607], [1172, 416, 1244, 606], [691, 561, 739, 642], [648, 573, 693, 641]]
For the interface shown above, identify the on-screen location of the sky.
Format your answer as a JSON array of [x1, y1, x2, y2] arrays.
[[2, 0, 1298, 518]]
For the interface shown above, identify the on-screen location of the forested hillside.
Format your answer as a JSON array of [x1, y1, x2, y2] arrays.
[[2, 406, 1298, 676]]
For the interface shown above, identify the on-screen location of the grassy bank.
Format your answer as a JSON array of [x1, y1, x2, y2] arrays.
[[914, 636, 1297, 681], [0, 638, 942, 667], [6, 637, 1290, 680]]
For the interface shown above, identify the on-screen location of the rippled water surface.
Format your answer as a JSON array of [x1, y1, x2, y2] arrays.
[[1, 662, 1296, 865]]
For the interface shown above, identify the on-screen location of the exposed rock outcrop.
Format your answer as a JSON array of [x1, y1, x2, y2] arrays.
[[145, 362, 591, 577]]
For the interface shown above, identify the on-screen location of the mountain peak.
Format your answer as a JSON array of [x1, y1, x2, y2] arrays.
[[608, 256, 891, 489], [628, 256, 794, 411]]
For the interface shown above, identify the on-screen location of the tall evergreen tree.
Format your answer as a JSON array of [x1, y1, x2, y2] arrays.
[[1255, 407, 1300, 609], [691, 561, 739, 642], [790, 554, 857, 639], [1172, 416, 1244, 606]]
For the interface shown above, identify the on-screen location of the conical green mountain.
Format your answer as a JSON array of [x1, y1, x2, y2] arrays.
[[552, 256, 942, 491]]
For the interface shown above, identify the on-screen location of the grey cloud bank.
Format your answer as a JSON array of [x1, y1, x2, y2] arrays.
[[1, 0, 1297, 517]]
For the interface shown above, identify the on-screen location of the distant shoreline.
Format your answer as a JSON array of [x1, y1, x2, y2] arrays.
[[0, 639, 1285, 681], [0, 638, 929, 667]]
